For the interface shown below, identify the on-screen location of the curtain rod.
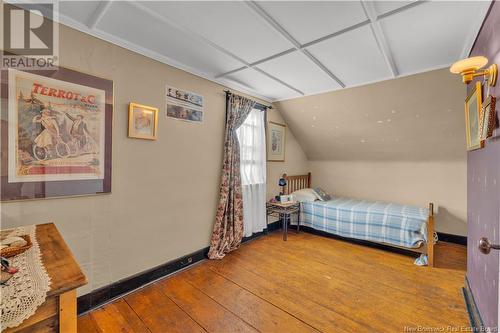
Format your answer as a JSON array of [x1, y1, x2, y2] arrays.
[[224, 90, 272, 109]]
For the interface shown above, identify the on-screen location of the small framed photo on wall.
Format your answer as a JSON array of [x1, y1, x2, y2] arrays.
[[464, 82, 483, 151], [128, 103, 159, 140], [267, 121, 286, 162]]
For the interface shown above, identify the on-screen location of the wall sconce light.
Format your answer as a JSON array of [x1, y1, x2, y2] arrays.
[[450, 56, 497, 86]]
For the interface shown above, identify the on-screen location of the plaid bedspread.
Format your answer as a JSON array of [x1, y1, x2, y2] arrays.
[[299, 198, 429, 249]]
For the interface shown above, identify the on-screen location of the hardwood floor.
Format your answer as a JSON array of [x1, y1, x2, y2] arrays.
[[78, 231, 469, 333]]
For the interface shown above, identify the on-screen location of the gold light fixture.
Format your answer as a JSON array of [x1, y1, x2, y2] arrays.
[[450, 56, 497, 86]]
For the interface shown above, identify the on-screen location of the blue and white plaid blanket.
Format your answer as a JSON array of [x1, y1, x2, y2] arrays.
[[299, 198, 429, 251]]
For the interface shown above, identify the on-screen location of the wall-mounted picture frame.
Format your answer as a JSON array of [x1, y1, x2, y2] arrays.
[[166, 86, 203, 123], [267, 121, 286, 162], [128, 103, 158, 140], [1, 66, 113, 201], [465, 81, 483, 151], [479, 95, 496, 144]]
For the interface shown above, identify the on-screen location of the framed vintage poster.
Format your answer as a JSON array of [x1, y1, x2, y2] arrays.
[[0, 67, 113, 201], [128, 103, 158, 140], [166, 86, 203, 123], [267, 121, 286, 162], [464, 81, 483, 151]]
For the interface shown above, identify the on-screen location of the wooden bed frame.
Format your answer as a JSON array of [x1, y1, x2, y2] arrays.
[[282, 173, 435, 266]]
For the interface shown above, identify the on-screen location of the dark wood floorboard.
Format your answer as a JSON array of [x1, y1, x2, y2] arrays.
[[85, 299, 151, 333], [78, 231, 468, 333], [124, 284, 205, 333]]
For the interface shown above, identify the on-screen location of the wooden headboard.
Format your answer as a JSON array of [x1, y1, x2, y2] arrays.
[[282, 173, 311, 195]]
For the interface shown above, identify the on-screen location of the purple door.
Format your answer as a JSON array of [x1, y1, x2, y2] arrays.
[[467, 1, 500, 330]]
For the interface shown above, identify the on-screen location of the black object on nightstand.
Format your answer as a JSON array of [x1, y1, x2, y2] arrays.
[[266, 202, 300, 241]]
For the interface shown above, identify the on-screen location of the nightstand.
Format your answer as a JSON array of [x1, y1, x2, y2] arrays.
[[266, 201, 300, 241]]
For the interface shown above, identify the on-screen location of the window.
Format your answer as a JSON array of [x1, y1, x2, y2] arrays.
[[236, 108, 266, 186], [236, 108, 267, 237]]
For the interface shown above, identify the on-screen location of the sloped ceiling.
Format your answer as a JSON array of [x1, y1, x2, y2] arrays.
[[273, 68, 466, 161], [14, 0, 490, 102]]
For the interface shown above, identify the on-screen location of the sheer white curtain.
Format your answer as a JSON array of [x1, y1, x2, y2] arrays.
[[236, 108, 267, 237]]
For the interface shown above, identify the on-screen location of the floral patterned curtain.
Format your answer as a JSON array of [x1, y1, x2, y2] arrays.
[[208, 93, 256, 259]]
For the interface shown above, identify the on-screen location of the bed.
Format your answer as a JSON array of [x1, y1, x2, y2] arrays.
[[282, 173, 435, 266]]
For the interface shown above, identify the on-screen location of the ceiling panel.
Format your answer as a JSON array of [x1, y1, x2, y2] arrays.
[[372, 1, 417, 17], [256, 51, 340, 95], [95, 2, 244, 77], [222, 68, 300, 101], [256, 1, 368, 44], [380, 1, 491, 75], [59, 1, 102, 26], [24, 1, 492, 102], [306, 25, 392, 87], [137, 1, 294, 64]]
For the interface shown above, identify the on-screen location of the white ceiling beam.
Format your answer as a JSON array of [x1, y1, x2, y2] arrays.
[[371, 23, 398, 77], [215, 66, 248, 79], [218, 19, 371, 82], [244, 1, 346, 88], [361, 1, 398, 78], [250, 48, 297, 67], [129, 0, 304, 97], [244, 2, 300, 49], [376, 0, 428, 20], [301, 20, 371, 49], [301, 49, 344, 88], [253, 68, 304, 95], [49, 0, 462, 101], [6, 0, 276, 102], [225, 1, 428, 81], [215, 48, 296, 79], [86, 1, 113, 30], [130, 1, 249, 66]]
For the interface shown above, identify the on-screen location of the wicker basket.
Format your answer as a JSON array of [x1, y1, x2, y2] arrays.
[[1, 235, 32, 258]]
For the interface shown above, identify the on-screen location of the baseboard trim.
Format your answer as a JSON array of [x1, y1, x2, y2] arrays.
[[77, 246, 210, 315], [463, 276, 485, 331], [77, 223, 278, 315], [241, 222, 280, 243], [266, 220, 282, 232], [437, 232, 467, 246]]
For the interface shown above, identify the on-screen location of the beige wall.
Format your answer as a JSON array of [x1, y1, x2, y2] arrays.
[[266, 107, 309, 199], [274, 69, 468, 236], [0, 23, 308, 295]]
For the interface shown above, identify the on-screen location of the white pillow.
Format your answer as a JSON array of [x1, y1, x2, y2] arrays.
[[291, 188, 318, 202]]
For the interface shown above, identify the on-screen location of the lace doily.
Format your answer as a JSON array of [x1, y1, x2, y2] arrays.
[[1, 225, 51, 329]]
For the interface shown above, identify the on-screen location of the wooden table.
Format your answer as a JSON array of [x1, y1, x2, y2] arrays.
[[4, 223, 87, 333], [266, 202, 301, 241]]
